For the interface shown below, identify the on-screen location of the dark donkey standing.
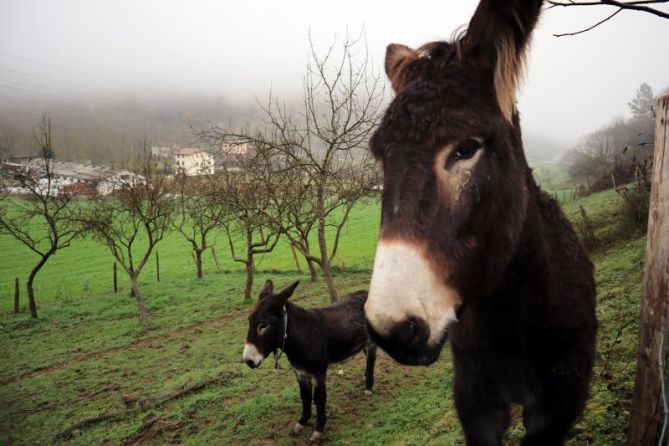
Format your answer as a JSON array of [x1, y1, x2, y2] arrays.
[[364, 1, 597, 445], [243, 280, 376, 443]]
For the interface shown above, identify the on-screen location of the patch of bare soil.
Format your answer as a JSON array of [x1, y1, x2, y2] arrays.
[[123, 413, 181, 445]]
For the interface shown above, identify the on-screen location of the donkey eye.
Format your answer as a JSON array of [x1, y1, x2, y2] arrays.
[[257, 323, 269, 335], [451, 139, 483, 163]]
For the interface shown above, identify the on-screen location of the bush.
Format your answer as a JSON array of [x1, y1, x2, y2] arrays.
[[615, 157, 652, 230]]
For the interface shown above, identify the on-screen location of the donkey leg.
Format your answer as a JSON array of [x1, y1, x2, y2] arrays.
[[292, 379, 313, 435], [453, 367, 509, 446], [521, 373, 589, 446], [310, 374, 327, 443], [364, 342, 377, 395]]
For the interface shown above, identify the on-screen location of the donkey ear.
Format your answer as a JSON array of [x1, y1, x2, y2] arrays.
[[462, 0, 544, 121], [259, 279, 274, 301], [275, 281, 300, 302], [385, 43, 417, 93]]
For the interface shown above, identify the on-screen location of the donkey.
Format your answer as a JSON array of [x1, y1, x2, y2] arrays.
[[364, 1, 597, 445], [243, 280, 377, 443]]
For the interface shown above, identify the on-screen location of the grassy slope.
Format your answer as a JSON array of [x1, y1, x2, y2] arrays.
[[0, 189, 645, 445]]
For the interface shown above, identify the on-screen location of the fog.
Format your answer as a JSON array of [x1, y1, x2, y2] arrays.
[[1, 0, 668, 160]]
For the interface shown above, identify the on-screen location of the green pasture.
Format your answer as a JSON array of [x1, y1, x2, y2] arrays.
[[0, 189, 647, 445], [0, 199, 381, 311]]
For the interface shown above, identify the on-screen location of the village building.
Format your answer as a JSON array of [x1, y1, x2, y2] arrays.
[[0, 157, 144, 196], [174, 148, 214, 176]]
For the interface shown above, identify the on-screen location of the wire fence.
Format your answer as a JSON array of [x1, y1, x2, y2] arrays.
[[659, 320, 669, 445]]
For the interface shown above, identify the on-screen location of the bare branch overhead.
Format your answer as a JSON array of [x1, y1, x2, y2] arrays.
[[547, 0, 669, 37]]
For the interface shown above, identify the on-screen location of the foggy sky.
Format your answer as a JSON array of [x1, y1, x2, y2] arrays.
[[1, 0, 668, 149]]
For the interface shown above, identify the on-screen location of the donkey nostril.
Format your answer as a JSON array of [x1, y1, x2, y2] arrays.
[[395, 317, 429, 348]]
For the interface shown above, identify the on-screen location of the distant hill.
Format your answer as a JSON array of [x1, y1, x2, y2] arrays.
[[0, 96, 259, 163], [523, 132, 569, 165]]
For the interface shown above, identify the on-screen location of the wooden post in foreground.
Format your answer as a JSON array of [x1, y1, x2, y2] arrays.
[[628, 96, 669, 446], [14, 278, 19, 313]]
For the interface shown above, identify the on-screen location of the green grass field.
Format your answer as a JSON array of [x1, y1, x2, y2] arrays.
[[0, 189, 646, 445], [0, 199, 381, 309]]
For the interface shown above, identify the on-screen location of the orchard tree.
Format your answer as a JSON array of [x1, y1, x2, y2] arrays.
[[173, 173, 229, 279], [220, 161, 282, 302], [203, 34, 384, 302], [79, 149, 172, 327], [0, 113, 80, 318]]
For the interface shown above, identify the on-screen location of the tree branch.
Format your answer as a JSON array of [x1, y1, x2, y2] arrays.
[[547, 0, 669, 22]]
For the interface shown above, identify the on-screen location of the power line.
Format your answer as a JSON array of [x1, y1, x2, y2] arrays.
[[0, 66, 124, 98], [0, 69, 228, 124], [0, 78, 155, 114], [0, 77, 92, 99], [0, 50, 224, 107], [0, 84, 113, 109], [0, 93, 149, 121]]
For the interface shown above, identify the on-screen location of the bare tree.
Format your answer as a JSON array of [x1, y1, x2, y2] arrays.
[[0, 113, 80, 318], [221, 163, 282, 302], [547, 1, 669, 36], [79, 147, 172, 327], [202, 34, 384, 302], [172, 173, 229, 279]]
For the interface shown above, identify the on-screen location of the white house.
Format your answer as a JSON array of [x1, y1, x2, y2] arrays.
[[174, 148, 214, 176], [96, 170, 145, 196], [1, 158, 144, 196]]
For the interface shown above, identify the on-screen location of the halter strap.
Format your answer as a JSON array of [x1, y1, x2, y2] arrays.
[[273, 305, 288, 369]]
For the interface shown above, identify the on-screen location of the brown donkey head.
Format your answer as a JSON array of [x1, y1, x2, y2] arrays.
[[243, 280, 299, 368], [365, 0, 544, 365]]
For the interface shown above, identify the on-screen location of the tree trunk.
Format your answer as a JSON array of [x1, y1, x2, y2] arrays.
[[302, 239, 318, 282], [195, 249, 203, 279], [130, 276, 148, 328], [211, 246, 221, 273], [321, 259, 337, 303], [628, 95, 669, 446], [316, 212, 337, 302], [26, 254, 49, 319], [307, 258, 318, 283], [244, 260, 254, 302], [290, 243, 303, 273]]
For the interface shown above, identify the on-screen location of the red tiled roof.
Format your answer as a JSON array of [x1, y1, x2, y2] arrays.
[[176, 148, 200, 156]]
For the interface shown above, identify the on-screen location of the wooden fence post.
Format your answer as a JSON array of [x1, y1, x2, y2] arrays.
[[14, 278, 19, 313], [156, 251, 160, 282], [628, 95, 669, 446], [113, 262, 118, 293]]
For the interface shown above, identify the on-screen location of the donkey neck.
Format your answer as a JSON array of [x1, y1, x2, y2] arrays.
[[281, 301, 332, 372], [499, 181, 553, 297], [282, 302, 315, 352]]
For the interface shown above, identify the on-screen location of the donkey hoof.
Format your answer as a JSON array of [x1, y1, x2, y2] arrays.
[[291, 422, 305, 436], [364, 389, 373, 396], [309, 431, 324, 443]]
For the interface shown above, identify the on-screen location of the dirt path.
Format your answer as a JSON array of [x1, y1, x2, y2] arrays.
[[0, 310, 246, 387]]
